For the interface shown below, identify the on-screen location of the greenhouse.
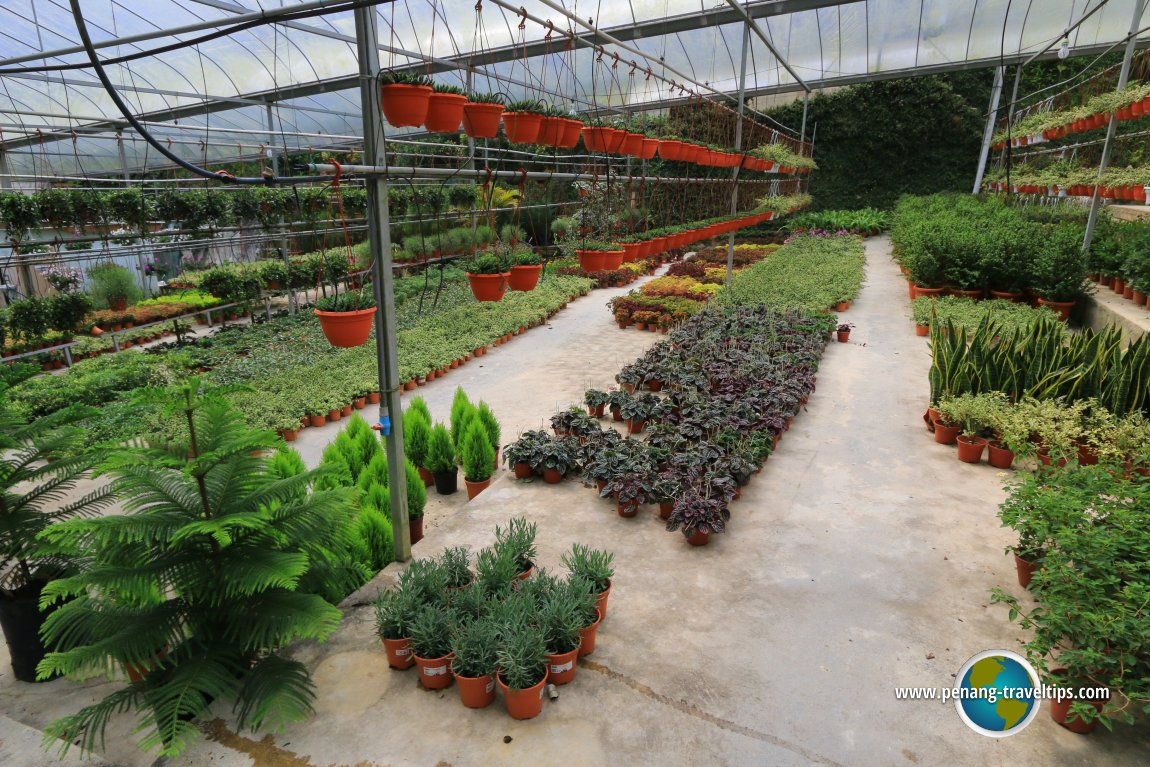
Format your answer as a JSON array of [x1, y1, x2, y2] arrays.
[[0, 1, 1148, 765]]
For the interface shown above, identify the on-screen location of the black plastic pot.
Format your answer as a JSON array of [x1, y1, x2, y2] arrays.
[[433, 469, 458, 495], [0, 582, 57, 683]]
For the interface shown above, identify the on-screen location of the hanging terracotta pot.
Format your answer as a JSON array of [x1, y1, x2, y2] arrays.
[[498, 671, 548, 720], [413, 652, 454, 689], [380, 84, 432, 128], [638, 138, 659, 159], [603, 128, 626, 153], [462, 102, 504, 138], [502, 111, 543, 144], [956, 434, 987, 463], [381, 637, 415, 670], [508, 264, 542, 291], [315, 307, 375, 348], [546, 645, 580, 685], [424, 92, 466, 133], [557, 118, 583, 148], [582, 126, 614, 153], [536, 116, 564, 146], [578, 608, 603, 656], [466, 272, 509, 302], [620, 132, 644, 156], [454, 670, 496, 708]]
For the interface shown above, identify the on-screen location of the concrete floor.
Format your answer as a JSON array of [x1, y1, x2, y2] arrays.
[[3, 239, 1147, 766]]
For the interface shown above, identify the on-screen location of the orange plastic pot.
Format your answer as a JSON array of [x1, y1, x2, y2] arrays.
[[956, 434, 987, 463], [424, 92, 466, 133], [315, 307, 376, 348], [558, 118, 583, 148], [508, 264, 542, 291], [498, 672, 548, 720], [602, 249, 625, 270], [382, 637, 415, 669], [658, 139, 684, 161], [413, 652, 454, 689], [464, 476, 491, 500], [638, 138, 659, 159], [502, 111, 543, 144], [380, 84, 431, 128], [466, 272, 509, 302], [536, 116, 564, 146], [454, 671, 496, 709], [576, 250, 608, 271], [1014, 553, 1037, 589], [578, 608, 603, 656], [546, 646, 580, 685], [933, 420, 960, 445], [462, 102, 504, 138], [594, 579, 611, 621], [1036, 297, 1074, 322], [686, 529, 711, 546], [603, 128, 626, 153], [620, 131, 644, 156]]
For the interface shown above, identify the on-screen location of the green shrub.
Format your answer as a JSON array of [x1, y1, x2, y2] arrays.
[[87, 263, 142, 308], [426, 423, 456, 473], [404, 409, 431, 468], [462, 421, 495, 482]]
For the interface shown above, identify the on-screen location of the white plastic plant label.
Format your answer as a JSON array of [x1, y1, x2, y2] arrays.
[[395, 648, 410, 656], [485, 680, 495, 693], [423, 664, 448, 676], [550, 661, 573, 674]]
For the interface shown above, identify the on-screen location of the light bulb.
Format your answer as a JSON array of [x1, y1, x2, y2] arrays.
[[1058, 38, 1071, 60]]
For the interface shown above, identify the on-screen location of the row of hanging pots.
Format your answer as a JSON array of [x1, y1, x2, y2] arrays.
[[986, 181, 1149, 202], [464, 264, 543, 302], [994, 94, 1150, 151], [578, 212, 778, 269]]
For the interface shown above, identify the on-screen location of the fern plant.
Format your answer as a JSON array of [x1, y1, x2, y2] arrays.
[[0, 385, 114, 682], [35, 378, 357, 758]]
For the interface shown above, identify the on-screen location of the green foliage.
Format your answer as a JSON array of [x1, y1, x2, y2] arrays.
[[715, 233, 865, 311], [408, 605, 453, 659], [475, 401, 500, 451], [403, 409, 431, 467], [912, 296, 1062, 335], [560, 543, 614, 594], [493, 517, 536, 572], [461, 421, 495, 482], [496, 623, 548, 689], [87, 263, 142, 308], [356, 502, 394, 574], [313, 289, 376, 312], [426, 423, 456, 473], [764, 74, 989, 210], [450, 616, 499, 678], [404, 460, 426, 519], [36, 379, 354, 757], [407, 396, 432, 424]]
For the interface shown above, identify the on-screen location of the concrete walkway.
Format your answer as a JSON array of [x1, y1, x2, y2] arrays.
[[4, 240, 1146, 766]]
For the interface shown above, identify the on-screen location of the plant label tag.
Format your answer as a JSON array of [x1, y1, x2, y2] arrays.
[[395, 648, 410, 657], [550, 661, 573, 674], [423, 664, 448, 676], [485, 681, 495, 693]]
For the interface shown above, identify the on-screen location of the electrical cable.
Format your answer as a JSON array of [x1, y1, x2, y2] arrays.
[[66, 0, 334, 185]]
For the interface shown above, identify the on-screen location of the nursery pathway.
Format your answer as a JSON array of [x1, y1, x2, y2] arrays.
[[5, 241, 1147, 766]]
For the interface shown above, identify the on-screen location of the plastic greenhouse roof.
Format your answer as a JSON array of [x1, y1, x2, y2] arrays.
[[1, 0, 1148, 176]]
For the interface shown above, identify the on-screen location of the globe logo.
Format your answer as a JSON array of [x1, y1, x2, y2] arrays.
[[954, 650, 1040, 737]]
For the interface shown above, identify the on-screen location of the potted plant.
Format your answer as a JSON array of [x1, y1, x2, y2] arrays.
[[462, 91, 505, 139], [493, 517, 537, 579], [601, 471, 655, 517], [374, 585, 422, 669], [507, 247, 543, 291], [607, 388, 629, 421], [314, 288, 377, 348], [501, 99, 547, 144], [403, 409, 433, 485], [619, 393, 658, 434], [379, 70, 433, 128], [537, 435, 580, 483], [408, 605, 455, 689], [1030, 223, 1088, 320], [504, 430, 547, 479], [495, 623, 549, 719], [538, 590, 583, 685], [461, 420, 496, 500], [0, 388, 113, 683], [561, 543, 614, 621], [584, 388, 610, 418], [465, 253, 509, 302], [665, 488, 730, 546], [439, 546, 474, 589], [450, 616, 499, 708], [426, 422, 459, 495], [88, 262, 140, 311], [35, 379, 354, 757], [836, 322, 853, 343], [425, 82, 467, 133]]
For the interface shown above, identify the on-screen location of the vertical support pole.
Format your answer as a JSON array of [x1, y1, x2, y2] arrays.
[[800, 91, 810, 144], [355, 5, 410, 563], [267, 103, 296, 313], [465, 69, 478, 235], [726, 21, 751, 285], [1084, 0, 1147, 253], [973, 66, 1005, 194], [0, 149, 21, 307]]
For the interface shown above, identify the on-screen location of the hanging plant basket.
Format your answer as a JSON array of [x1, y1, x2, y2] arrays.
[[467, 272, 509, 302], [638, 138, 659, 159], [502, 112, 543, 144], [559, 119, 583, 148], [620, 132, 644, 156], [314, 307, 376, 348], [508, 264, 542, 291], [424, 93, 467, 133], [536, 116, 564, 146], [582, 126, 613, 153], [462, 102, 504, 138], [380, 84, 432, 128]]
